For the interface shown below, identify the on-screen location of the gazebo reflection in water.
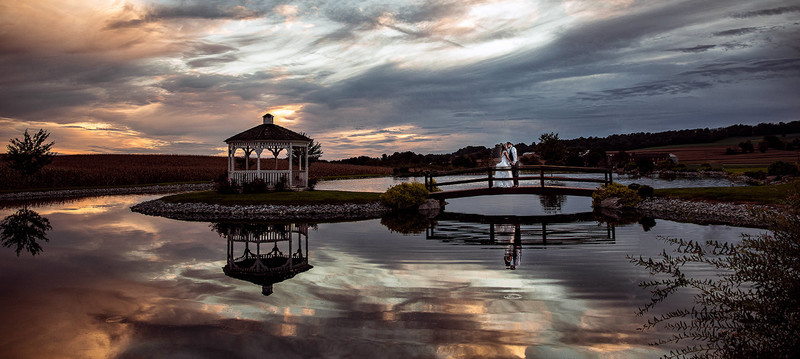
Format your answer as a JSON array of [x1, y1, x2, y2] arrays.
[[213, 222, 313, 296]]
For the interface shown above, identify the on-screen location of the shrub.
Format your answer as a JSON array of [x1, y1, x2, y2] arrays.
[[627, 183, 654, 198], [592, 182, 642, 208], [380, 182, 430, 211], [636, 158, 655, 174], [215, 174, 240, 194], [242, 178, 268, 194], [637, 184, 654, 198], [744, 170, 767, 180], [274, 175, 289, 192], [307, 176, 319, 190], [768, 161, 799, 176]]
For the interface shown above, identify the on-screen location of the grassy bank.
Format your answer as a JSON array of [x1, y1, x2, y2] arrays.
[[654, 181, 799, 205], [161, 190, 382, 206]]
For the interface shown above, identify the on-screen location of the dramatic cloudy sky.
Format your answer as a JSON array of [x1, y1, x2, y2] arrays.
[[1, 0, 798, 159]]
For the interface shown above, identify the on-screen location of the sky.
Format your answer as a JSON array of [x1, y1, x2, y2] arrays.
[[0, 0, 798, 159]]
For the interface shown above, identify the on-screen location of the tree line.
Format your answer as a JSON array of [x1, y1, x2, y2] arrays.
[[331, 120, 800, 169]]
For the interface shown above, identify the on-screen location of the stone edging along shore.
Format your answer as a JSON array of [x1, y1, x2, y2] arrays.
[[131, 195, 782, 228], [130, 199, 392, 222], [1, 185, 783, 228], [635, 197, 783, 229]]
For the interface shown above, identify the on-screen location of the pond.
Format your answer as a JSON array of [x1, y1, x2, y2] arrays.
[[0, 177, 765, 358]]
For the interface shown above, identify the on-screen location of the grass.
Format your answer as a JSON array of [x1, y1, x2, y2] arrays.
[[161, 190, 382, 206], [722, 166, 767, 175], [654, 181, 799, 205]]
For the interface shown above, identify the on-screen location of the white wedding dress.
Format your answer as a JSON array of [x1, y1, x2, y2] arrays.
[[495, 151, 513, 188]]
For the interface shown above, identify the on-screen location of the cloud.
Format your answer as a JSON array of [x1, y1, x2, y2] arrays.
[[670, 45, 717, 53], [0, 0, 798, 158], [731, 5, 800, 18], [713, 27, 760, 36]]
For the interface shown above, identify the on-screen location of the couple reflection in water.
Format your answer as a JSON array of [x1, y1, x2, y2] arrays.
[[501, 223, 522, 270]]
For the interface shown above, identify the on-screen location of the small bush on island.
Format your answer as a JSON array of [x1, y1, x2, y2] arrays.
[[380, 182, 429, 211], [627, 183, 654, 198], [592, 182, 642, 208]]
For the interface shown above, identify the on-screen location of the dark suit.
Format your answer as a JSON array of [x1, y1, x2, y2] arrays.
[[509, 146, 519, 186]]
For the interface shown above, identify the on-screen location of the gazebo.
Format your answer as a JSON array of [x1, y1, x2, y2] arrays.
[[225, 113, 311, 189]]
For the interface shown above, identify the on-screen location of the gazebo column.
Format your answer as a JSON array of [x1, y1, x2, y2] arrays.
[[288, 143, 293, 188], [227, 145, 233, 178], [304, 144, 309, 188], [255, 148, 263, 180]]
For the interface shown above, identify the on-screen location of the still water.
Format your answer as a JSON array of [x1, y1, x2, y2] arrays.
[[0, 176, 762, 358]]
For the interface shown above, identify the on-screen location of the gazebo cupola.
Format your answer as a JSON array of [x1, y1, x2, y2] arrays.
[[225, 113, 312, 189]]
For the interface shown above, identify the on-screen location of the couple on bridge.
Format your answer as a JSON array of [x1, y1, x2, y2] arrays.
[[496, 142, 519, 188]]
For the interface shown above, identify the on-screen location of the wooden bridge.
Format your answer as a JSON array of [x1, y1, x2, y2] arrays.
[[425, 165, 612, 200]]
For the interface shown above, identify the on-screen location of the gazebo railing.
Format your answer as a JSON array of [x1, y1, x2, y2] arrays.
[[230, 170, 308, 188]]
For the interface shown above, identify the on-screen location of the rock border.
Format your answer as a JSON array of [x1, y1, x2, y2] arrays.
[[635, 197, 783, 228], [130, 198, 392, 222]]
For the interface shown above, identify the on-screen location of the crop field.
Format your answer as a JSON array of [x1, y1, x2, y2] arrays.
[[0, 154, 393, 191], [635, 145, 799, 166]]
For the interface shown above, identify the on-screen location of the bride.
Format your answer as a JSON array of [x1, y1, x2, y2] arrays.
[[495, 147, 513, 188]]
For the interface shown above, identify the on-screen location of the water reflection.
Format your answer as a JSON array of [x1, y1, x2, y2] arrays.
[[0, 192, 770, 358], [213, 222, 313, 296], [0, 206, 52, 256], [539, 194, 566, 213], [426, 212, 615, 246], [631, 197, 800, 357]]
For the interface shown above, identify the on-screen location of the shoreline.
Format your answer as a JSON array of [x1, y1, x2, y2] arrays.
[[635, 197, 781, 229], [1, 185, 782, 228], [130, 198, 392, 222], [0, 183, 215, 201]]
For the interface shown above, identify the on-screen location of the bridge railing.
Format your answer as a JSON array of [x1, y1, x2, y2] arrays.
[[424, 165, 612, 192]]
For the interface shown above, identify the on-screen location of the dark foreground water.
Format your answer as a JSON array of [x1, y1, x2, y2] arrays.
[[0, 182, 764, 358]]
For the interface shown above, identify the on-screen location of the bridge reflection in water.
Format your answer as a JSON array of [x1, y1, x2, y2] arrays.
[[426, 212, 615, 269], [213, 222, 313, 296]]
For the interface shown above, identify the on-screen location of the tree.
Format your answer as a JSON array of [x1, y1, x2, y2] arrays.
[[585, 148, 607, 167], [1, 207, 52, 256], [536, 132, 566, 164], [3, 129, 56, 179], [630, 193, 800, 358], [299, 132, 323, 162]]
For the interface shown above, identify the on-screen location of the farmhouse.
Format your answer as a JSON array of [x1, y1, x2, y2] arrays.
[[225, 113, 312, 189]]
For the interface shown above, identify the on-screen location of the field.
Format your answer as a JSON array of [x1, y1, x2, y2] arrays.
[[634, 137, 799, 167], [0, 154, 393, 191]]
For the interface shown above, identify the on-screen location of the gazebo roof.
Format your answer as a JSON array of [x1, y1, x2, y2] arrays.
[[225, 114, 311, 143]]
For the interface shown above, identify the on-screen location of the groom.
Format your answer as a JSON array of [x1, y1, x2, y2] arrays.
[[506, 142, 519, 187]]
